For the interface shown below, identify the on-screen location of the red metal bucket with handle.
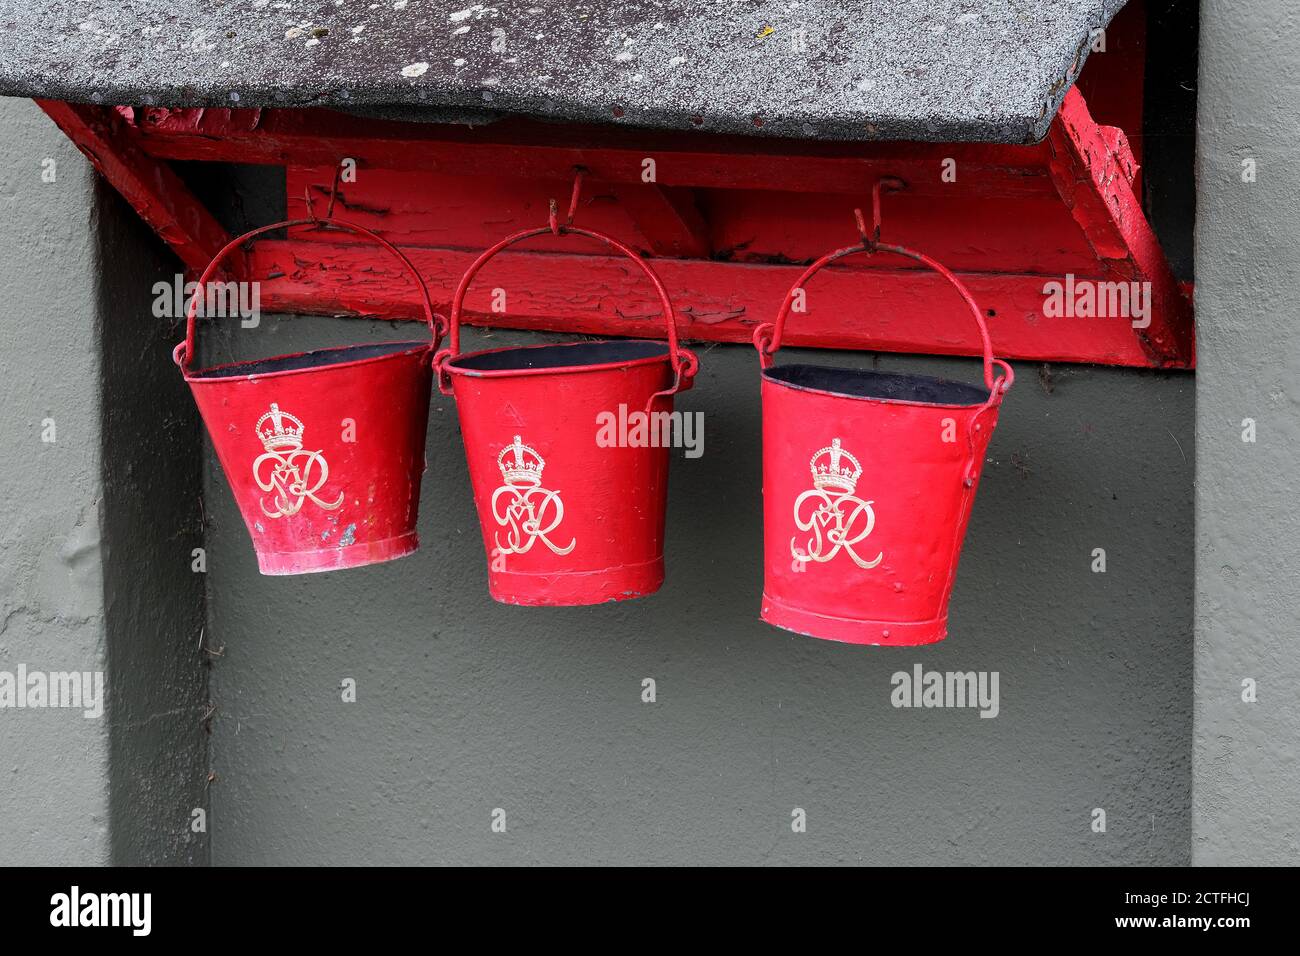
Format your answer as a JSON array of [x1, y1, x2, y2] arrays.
[[752, 210, 1014, 646], [434, 212, 698, 606], [174, 217, 445, 575]]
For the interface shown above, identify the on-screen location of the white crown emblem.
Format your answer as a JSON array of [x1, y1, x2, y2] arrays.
[[810, 438, 862, 494], [256, 403, 304, 452], [498, 435, 545, 486]]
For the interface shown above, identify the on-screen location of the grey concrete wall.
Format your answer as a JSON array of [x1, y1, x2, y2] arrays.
[[0, 97, 112, 864], [203, 319, 1194, 865], [1192, 1, 1300, 864], [0, 97, 209, 865]]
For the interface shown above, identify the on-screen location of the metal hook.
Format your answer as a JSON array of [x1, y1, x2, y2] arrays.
[[855, 176, 907, 249], [548, 166, 588, 235], [853, 207, 872, 246], [303, 161, 346, 227], [303, 183, 318, 223]]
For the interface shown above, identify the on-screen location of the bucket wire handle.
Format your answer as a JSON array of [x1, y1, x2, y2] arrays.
[[172, 216, 446, 371], [752, 183, 1012, 397], [433, 171, 697, 398]]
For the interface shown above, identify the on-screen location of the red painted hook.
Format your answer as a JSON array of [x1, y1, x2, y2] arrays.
[[302, 162, 346, 225], [854, 175, 906, 247], [549, 166, 588, 235]]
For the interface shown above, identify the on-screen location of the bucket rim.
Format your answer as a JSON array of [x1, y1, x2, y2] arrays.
[[184, 340, 432, 383], [762, 362, 992, 409], [444, 339, 672, 380]]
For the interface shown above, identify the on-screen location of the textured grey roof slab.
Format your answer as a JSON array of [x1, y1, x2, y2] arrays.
[[0, 0, 1127, 143]]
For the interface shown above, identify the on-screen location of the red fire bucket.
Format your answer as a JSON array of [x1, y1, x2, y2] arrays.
[[752, 224, 1014, 646], [174, 217, 445, 575], [435, 223, 698, 606]]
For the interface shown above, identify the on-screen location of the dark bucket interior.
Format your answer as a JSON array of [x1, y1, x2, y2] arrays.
[[764, 363, 990, 406], [449, 340, 669, 373], [190, 341, 427, 379]]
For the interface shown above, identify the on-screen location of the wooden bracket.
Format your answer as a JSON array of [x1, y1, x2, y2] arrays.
[[33, 81, 1193, 369], [37, 100, 236, 274]]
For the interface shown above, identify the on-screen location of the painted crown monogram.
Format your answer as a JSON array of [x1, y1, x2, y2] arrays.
[[810, 438, 862, 494], [256, 403, 304, 452], [498, 435, 544, 486]]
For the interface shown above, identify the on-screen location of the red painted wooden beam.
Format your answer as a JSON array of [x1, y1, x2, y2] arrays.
[[33, 64, 1193, 370], [1074, 0, 1147, 192], [36, 101, 235, 274], [244, 238, 1170, 368], [125, 106, 1056, 199], [611, 184, 712, 259], [1047, 89, 1193, 366]]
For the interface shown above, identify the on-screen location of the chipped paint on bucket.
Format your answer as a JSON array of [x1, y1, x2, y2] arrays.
[[175, 216, 445, 575], [436, 220, 697, 606], [752, 228, 1013, 644]]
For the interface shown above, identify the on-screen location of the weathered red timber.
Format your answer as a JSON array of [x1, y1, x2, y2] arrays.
[[36, 80, 1194, 368]]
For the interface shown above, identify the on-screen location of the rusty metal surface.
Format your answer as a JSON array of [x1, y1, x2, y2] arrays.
[[0, 0, 1126, 142]]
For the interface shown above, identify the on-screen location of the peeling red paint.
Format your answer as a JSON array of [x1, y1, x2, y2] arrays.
[[36, 82, 1192, 369]]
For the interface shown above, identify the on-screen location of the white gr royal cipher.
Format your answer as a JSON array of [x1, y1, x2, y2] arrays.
[[50, 886, 151, 937]]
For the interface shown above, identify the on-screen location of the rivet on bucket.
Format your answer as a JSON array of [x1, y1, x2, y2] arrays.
[[751, 179, 1014, 646], [174, 213, 446, 575], [434, 170, 699, 606]]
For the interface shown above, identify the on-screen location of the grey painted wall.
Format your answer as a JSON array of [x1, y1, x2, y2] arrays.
[[202, 319, 1194, 865], [95, 176, 210, 866], [0, 97, 112, 864], [1192, 1, 1300, 864], [0, 85, 1203, 867], [0, 13, 1219, 861], [0, 97, 209, 866]]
